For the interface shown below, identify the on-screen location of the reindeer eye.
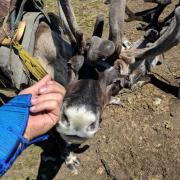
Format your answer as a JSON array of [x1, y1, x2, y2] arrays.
[[88, 122, 97, 131], [62, 114, 70, 126]]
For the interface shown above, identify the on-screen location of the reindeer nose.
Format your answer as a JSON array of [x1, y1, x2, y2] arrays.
[[60, 106, 99, 139], [74, 127, 81, 132], [61, 115, 89, 132], [73, 121, 88, 132]]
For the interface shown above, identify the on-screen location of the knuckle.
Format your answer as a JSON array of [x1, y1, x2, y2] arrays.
[[52, 117, 59, 125], [52, 100, 59, 108], [61, 87, 66, 96], [56, 94, 63, 102], [47, 84, 54, 91]]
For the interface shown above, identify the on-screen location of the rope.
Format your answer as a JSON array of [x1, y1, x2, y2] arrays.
[[13, 41, 47, 81]]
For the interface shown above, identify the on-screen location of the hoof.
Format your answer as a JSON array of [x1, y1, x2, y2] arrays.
[[65, 153, 80, 174]]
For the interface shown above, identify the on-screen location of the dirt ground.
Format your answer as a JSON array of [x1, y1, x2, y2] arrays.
[[2, 0, 180, 179]]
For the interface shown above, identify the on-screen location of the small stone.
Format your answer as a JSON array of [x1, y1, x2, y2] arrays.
[[164, 121, 173, 130], [139, 136, 143, 141], [133, 177, 139, 180], [127, 97, 132, 104], [148, 175, 163, 180], [156, 143, 162, 148], [170, 99, 180, 118], [96, 167, 104, 175], [153, 97, 162, 106], [72, 169, 78, 175], [85, 156, 91, 161]]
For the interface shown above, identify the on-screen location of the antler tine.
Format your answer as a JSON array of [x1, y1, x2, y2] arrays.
[[161, 0, 180, 26], [144, 0, 171, 5], [125, 4, 167, 23], [108, 0, 127, 59], [123, 6, 180, 61], [125, 5, 157, 23], [125, 6, 144, 22], [92, 13, 104, 37], [59, 0, 85, 53], [57, 0, 77, 44], [125, 0, 172, 30], [59, 0, 79, 36]]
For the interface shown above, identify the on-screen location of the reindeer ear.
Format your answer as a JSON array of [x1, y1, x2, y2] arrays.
[[87, 36, 115, 64]]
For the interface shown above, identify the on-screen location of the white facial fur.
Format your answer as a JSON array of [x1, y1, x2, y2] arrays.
[[56, 105, 100, 142]]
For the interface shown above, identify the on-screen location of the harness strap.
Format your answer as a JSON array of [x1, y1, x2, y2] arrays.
[[0, 12, 47, 89]]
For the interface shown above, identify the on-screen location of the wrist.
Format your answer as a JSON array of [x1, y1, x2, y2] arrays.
[[23, 115, 33, 141]]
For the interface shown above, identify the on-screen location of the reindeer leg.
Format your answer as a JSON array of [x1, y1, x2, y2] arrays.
[[65, 152, 80, 174], [60, 143, 80, 174]]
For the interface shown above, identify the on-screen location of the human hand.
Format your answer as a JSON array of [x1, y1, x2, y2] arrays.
[[19, 75, 66, 141]]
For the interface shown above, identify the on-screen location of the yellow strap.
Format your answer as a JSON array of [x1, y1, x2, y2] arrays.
[[13, 41, 47, 81], [1, 21, 26, 45], [1, 21, 47, 81]]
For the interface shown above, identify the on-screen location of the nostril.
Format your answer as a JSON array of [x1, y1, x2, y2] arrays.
[[61, 114, 70, 126], [87, 122, 97, 131]]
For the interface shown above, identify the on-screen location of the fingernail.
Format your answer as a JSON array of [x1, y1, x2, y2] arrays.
[[31, 98, 37, 104], [39, 86, 47, 93]]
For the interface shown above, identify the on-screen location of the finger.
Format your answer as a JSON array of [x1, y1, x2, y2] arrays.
[[30, 100, 60, 113], [39, 82, 66, 95], [19, 74, 52, 95], [31, 93, 64, 105], [30, 74, 52, 90], [47, 80, 65, 89]]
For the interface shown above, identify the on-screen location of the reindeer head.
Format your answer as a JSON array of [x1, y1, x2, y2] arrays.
[[54, 0, 127, 144], [56, 0, 180, 144]]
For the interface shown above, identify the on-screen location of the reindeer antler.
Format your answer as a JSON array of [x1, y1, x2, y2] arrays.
[[123, 6, 180, 61], [125, 0, 172, 31], [108, 0, 126, 59], [57, 0, 76, 44], [59, 0, 85, 54], [144, 0, 171, 4], [92, 13, 104, 37]]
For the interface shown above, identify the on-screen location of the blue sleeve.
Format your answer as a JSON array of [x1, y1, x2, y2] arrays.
[[0, 94, 49, 177]]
